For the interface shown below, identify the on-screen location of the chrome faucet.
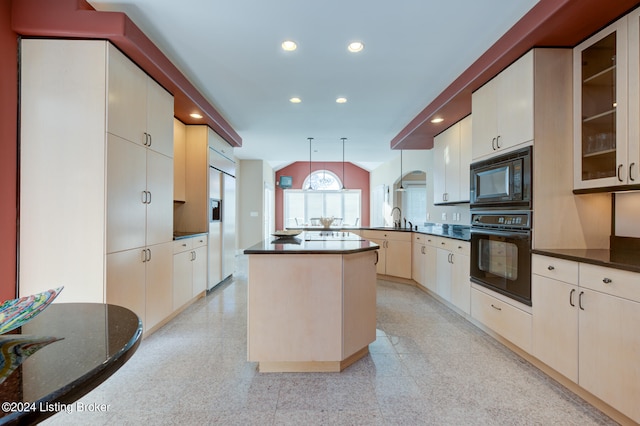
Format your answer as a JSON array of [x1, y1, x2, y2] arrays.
[[391, 207, 402, 228]]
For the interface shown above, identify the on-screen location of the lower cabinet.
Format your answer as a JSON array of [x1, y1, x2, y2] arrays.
[[361, 230, 411, 279], [532, 254, 640, 423], [173, 236, 208, 311], [471, 285, 532, 352], [435, 239, 470, 313], [106, 242, 173, 332], [411, 234, 427, 286]]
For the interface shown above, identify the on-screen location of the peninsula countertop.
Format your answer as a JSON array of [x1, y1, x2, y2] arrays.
[[243, 231, 379, 255]]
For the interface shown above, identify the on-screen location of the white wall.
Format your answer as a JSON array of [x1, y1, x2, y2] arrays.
[[615, 192, 640, 238], [237, 159, 274, 249], [369, 149, 470, 227]]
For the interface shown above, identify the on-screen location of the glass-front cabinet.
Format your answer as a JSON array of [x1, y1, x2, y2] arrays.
[[574, 19, 628, 189], [574, 9, 640, 191]]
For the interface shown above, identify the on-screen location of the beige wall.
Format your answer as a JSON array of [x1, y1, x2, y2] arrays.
[[369, 149, 470, 227], [237, 160, 274, 249]]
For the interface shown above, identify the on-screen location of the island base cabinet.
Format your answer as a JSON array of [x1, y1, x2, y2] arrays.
[[578, 288, 640, 424], [247, 251, 376, 372]]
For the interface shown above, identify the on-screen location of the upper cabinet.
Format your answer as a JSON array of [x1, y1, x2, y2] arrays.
[[433, 115, 472, 204], [472, 51, 534, 160], [573, 19, 629, 189], [107, 44, 174, 158]]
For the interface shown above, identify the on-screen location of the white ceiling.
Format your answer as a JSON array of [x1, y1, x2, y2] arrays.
[[88, 0, 539, 171]]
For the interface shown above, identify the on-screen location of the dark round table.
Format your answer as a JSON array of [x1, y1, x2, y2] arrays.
[[0, 303, 143, 425]]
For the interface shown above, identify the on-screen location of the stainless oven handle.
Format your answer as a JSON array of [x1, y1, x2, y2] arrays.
[[471, 228, 530, 238]]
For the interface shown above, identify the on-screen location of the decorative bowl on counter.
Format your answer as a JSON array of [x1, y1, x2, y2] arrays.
[[272, 230, 302, 238], [319, 217, 335, 228]]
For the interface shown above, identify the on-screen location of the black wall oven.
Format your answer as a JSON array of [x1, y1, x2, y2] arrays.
[[470, 211, 532, 306]]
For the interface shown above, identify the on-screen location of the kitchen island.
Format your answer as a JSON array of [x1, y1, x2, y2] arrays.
[[243, 231, 379, 373]]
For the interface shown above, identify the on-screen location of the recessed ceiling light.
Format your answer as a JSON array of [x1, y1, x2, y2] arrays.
[[347, 41, 364, 53], [281, 40, 297, 51], [190, 113, 203, 119], [431, 117, 444, 123], [336, 97, 347, 104], [289, 97, 302, 103]]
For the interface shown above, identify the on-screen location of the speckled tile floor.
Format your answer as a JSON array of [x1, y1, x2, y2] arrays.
[[42, 256, 616, 425]]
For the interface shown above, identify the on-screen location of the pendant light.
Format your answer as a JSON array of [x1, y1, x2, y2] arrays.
[[306, 137, 314, 190], [341, 137, 347, 191], [396, 150, 406, 192]]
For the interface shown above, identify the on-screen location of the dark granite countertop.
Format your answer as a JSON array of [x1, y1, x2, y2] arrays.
[[287, 225, 471, 242], [533, 248, 640, 274], [244, 231, 379, 254], [0, 303, 142, 425]]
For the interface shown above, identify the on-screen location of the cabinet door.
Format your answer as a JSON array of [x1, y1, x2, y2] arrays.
[[627, 9, 640, 184], [146, 150, 174, 246], [424, 244, 437, 293], [106, 134, 147, 253], [146, 78, 174, 158], [435, 249, 452, 301], [107, 248, 146, 324], [411, 242, 425, 286], [107, 43, 147, 146], [432, 131, 448, 204], [385, 239, 412, 279], [445, 126, 461, 202], [458, 115, 472, 202], [531, 275, 579, 382], [145, 242, 173, 331], [574, 20, 628, 189], [192, 245, 208, 297], [497, 50, 534, 151], [471, 78, 498, 160], [579, 288, 640, 423], [451, 253, 470, 314], [173, 250, 193, 310]]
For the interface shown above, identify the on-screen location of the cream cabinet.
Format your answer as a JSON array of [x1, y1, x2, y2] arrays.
[[173, 236, 208, 311], [531, 254, 640, 423], [19, 39, 175, 333], [434, 239, 470, 313], [107, 43, 174, 158], [433, 115, 472, 204], [472, 50, 534, 160], [411, 234, 438, 291], [471, 285, 532, 352], [531, 255, 580, 382], [173, 119, 187, 202], [450, 242, 471, 315], [573, 18, 630, 189], [360, 230, 411, 279], [107, 242, 173, 332], [412, 234, 427, 286]]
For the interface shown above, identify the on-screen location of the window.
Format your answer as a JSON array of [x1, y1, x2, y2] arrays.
[[402, 184, 426, 226], [284, 171, 361, 227]]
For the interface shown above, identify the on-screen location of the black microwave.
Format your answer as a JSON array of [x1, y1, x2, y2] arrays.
[[470, 146, 532, 209]]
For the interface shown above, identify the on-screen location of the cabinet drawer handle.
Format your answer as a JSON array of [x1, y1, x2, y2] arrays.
[[617, 164, 624, 182], [579, 291, 585, 310], [569, 288, 575, 307], [490, 304, 502, 311], [374, 250, 379, 265], [630, 163, 636, 182], [491, 137, 497, 150], [547, 265, 555, 271], [496, 135, 501, 149], [602, 278, 612, 284], [441, 242, 445, 245], [148, 133, 152, 147], [182, 243, 187, 247]]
